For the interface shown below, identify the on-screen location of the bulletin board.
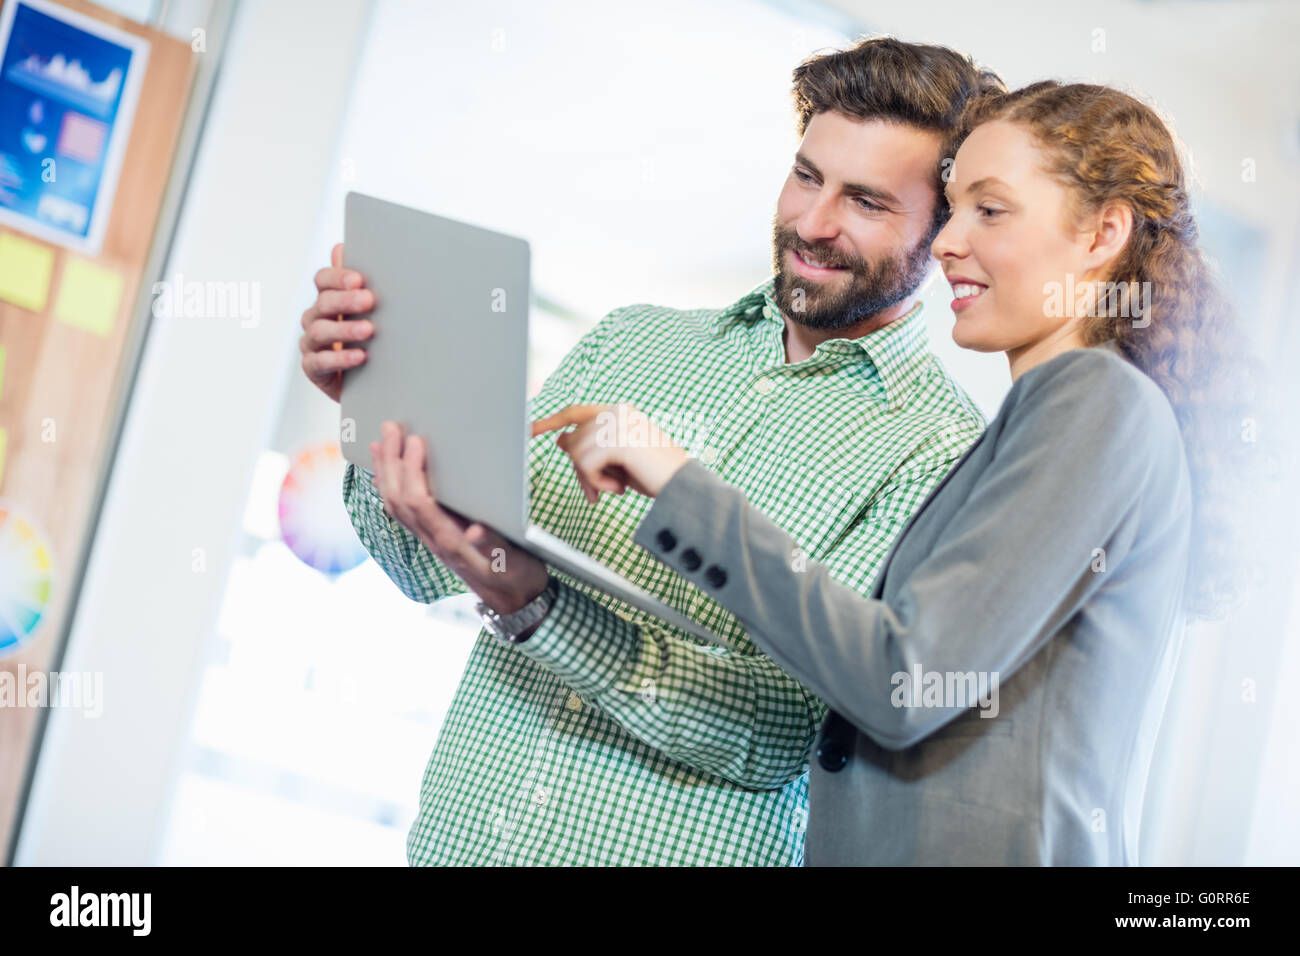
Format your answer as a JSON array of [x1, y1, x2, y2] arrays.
[[0, 0, 196, 860]]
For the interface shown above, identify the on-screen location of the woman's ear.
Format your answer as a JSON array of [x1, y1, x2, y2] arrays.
[[1082, 200, 1134, 277]]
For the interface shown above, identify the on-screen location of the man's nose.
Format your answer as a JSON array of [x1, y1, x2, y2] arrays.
[[796, 192, 840, 244]]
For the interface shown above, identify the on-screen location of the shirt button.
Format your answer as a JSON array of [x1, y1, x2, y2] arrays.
[[699, 447, 719, 466], [532, 787, 549, 807], [754, 377, 775, 395], [565, 693, 582, 712], [762, 304, 774, 319]]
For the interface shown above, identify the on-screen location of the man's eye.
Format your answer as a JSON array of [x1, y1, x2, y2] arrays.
[[854, 197, 883, 212], [793, 168, 815, 183]]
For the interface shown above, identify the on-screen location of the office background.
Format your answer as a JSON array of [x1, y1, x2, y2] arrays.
[[5, 0, 1298, 864]]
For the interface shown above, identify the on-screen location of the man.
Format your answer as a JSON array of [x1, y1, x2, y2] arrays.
[[299, 37, 1002, 865]]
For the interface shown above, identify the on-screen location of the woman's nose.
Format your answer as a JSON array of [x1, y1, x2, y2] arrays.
[[931, 215, 965, 261]]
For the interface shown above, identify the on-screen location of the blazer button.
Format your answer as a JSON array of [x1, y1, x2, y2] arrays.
[[816, 738, 849, 772], [816, 711, 854, 773], [704, 565, 727, 588], [680, 548, 702, 571], [656, 528, 677, 552]]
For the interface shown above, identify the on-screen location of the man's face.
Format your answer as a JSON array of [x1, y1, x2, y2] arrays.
[[772, 111, 945, 331]]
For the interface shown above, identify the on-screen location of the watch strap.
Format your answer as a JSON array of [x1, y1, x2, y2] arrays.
[[477, 577, 558, 643]]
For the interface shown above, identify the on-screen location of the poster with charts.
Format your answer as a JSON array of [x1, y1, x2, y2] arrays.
[[0, 0, 149, 254]]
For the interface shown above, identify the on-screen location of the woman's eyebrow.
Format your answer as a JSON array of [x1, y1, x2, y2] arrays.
[[945, 175, 1011, 201]]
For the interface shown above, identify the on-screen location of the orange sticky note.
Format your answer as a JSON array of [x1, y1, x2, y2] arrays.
[[54, 257, 124, 337]]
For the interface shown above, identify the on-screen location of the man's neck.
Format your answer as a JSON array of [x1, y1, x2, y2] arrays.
[[780, 297, 917, 365]]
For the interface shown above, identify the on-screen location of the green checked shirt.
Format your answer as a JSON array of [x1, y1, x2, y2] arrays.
[[343, 279, 985, 866]]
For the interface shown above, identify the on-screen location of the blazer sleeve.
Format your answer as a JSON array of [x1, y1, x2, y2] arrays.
[[632, 351, 1170, 750]]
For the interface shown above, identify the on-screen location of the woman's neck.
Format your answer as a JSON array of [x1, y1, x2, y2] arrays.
[[1007, 324, 1090, 382]]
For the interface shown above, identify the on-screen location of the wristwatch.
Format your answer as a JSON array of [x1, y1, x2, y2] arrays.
[[476, 577, 559, 643]]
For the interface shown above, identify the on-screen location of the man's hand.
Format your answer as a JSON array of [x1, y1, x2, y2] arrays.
[[532, 403, 689, 502], [370, 421, 550, 615], [300, 242, 375, 403]]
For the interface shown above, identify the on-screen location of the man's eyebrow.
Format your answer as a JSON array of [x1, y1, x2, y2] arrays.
[[794, 152, 900, 207]]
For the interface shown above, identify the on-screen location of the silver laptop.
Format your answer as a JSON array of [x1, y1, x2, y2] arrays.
[[339, 191, 725, 646]]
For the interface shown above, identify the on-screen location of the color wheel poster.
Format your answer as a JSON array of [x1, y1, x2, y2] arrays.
[[0, 0, 149, 254]]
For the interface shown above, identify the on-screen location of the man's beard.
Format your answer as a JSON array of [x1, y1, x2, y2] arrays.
[[771, 218, 933, 331]]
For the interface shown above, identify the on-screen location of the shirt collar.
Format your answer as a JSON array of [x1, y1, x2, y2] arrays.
[[712, 278, 931, 410]]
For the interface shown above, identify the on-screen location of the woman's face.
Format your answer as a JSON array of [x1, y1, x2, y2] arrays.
[[931, 119, 1097, 355]]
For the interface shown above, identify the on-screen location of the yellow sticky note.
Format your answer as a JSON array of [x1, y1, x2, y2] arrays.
[[0, 232, 54, 313], [54, 257, 124, 337], [0, 427, 7, 489]]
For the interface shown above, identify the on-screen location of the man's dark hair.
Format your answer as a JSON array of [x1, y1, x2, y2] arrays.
[[792, 36, 1005, 239]]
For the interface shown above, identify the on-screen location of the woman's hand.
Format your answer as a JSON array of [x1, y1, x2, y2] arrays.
[[369, 421, 550, 615], [531, 403, 689, 502]]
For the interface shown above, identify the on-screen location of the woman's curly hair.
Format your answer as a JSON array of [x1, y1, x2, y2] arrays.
[[946, 81, 1260, 621]]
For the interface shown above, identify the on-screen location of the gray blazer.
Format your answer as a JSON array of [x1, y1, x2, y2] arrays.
[[632, 343, 1191, 865]]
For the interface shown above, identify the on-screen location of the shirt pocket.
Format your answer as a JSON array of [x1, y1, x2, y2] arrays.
[[736, 455, 869, 561]]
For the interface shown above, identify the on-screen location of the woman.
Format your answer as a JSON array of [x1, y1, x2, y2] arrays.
[[534, 82, 1244, 865]]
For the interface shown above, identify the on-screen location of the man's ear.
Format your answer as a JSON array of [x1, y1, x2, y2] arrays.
[[1082, 200, 1134, 277]]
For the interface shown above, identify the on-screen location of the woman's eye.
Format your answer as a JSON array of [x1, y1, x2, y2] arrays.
[[978, 205, 1004, 218]]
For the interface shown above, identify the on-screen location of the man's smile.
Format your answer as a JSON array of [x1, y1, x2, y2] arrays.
[[789, 247, 849, 278]]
